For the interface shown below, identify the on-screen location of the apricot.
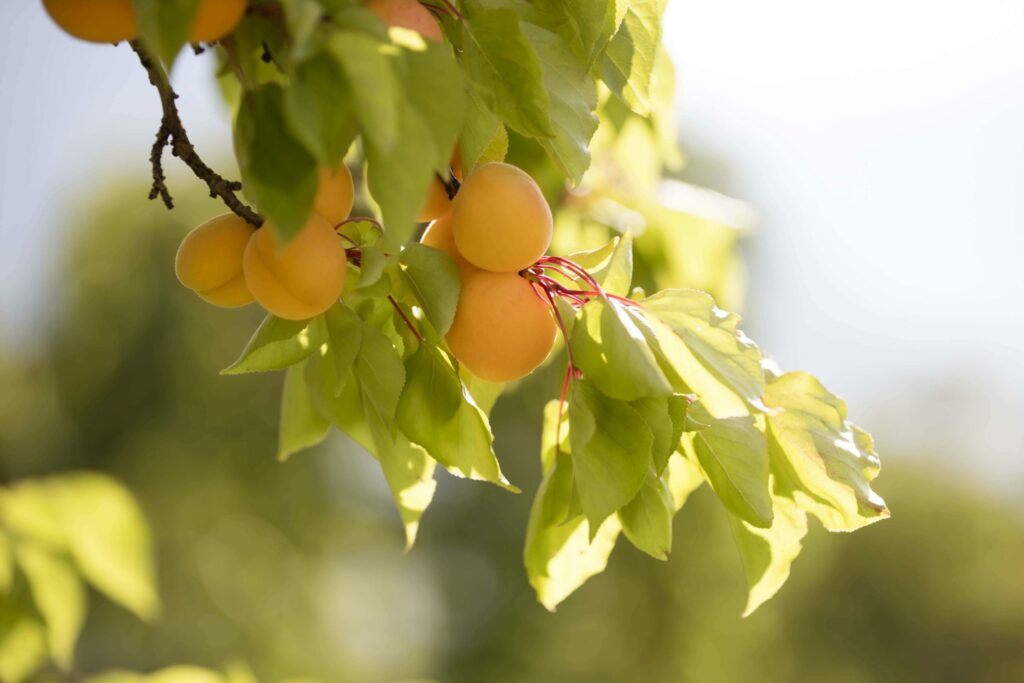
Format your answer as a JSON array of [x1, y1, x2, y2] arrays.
[[445, 270, 556, 382], [243, 216, 348, 320], [421, 213, 475, 276], [418, 148, 462, 222], [366, 0, 443, 43], [313, 165, 355, 226], [451, 162, 552, 273], [175, 214, 256, 308], [43, 0, 136, 43], [189, 0, 247, 43]]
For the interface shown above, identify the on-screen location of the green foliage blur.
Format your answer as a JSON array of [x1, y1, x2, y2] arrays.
[[0, 177, 1022, 682]]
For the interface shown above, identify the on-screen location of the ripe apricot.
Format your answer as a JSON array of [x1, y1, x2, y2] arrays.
[[313, 165, 355, 226], [421, 213, 475, 276], [445, 270, 556, 382], [451, 162, 552, 273], [366, 0, 443, 43], [175, 214, 256, 308], [243, 216, 348, 320], [419, 149, 462, 223], [189, 0, 247, 43], [43, 0, 136, 43]]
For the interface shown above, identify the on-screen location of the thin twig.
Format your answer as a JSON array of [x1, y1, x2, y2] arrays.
[[129, 40, 263, 227]]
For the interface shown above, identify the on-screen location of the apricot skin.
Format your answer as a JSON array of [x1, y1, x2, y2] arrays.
[[175, 214, 256, 308], [243, 216, 348, 320], [314, 165, 356, 226], [451, 162, 552, 274], [190, 0, 247, 43], [366, 0, 443, 42], [419, 148, 462, 223], [445, 270, 556, 382], [43, 0, 136, 44], [421, 213, 475, 275]]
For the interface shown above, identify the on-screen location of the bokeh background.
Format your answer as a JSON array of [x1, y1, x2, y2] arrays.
[[3, 1, 1024, 681]]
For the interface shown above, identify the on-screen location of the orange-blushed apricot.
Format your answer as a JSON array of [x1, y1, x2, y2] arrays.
[[243, 216, 348, 320], [451, 162, 552, 274], [366, 0, 443, 43], [189, 0, 247, 43], [418, 148, 462, 222], [175, 214, 256, 308], [421, 213, 475, 276], [43, 0, 136, 43], [445, 270, 556, 382], [313, 165, 356, 226]]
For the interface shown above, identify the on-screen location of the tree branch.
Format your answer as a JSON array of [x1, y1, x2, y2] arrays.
[[130, 41, 263, 227]]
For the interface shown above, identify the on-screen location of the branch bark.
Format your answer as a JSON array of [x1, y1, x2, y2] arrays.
[[130, 41, 263, 227]]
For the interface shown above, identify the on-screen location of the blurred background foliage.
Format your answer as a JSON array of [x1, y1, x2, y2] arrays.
[[0, 171, 1022, 682]]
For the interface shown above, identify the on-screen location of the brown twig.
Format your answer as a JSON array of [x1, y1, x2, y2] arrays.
[[130, 40, 263, 227]]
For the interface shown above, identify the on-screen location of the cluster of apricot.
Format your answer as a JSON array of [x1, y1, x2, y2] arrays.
[[42, 0, 247, 44], [176, 167, 354, 320]]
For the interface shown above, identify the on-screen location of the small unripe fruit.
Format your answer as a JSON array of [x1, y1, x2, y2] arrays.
[[366, 0, 443, 43], [451, 162, 552, 273], [175, 214, 256, 308], [243, 216, 348, 320], [446, 270, 556, 382], [190, 0, 247, 43], [43, 0, 136, 44], [421, 213, 475, 276], [313, 165, 355, 226]]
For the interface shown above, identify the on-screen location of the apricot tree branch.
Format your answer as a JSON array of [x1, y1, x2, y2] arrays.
[[130, 40, 263, 227]]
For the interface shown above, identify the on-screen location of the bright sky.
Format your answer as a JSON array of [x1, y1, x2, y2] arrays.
[[1, 1, 1022, 485]]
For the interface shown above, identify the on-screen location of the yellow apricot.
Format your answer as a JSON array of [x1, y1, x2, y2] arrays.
[[451, 162, 552, 273], [421, 213, 475, 276], [445, 270, 556, 382], [418, 149, 462, 223], [243, 216, 348, 320], [313, 165, 355, 226], [366, 0, 443, 43], [43, 0, 136, 43], [189, 0, 247, 43], [175, 214, 256, 308]]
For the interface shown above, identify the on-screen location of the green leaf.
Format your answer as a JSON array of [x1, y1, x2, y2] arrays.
[[459, 93, 503, 173], [0, 480, 67, 551], [569, 379, 654, 530], [639, 288, 765, 417], [0, 605, 46, 683], [353, 322, 406, 432], [561, 0, 623, 69], [286, 50, 358, 166], [15, 544, 86, 668], [728, 495, 808, 617], [665, 449, 705, 510], [0, 536, 12, 593], [278, 363, 331, 462], [323, 304, 362, 394], [690, 409, 773, 528], [766, 372, 890, 531], [399, 244, 461, 338], [222, 316, 324, 375], [57, 473, 161, 621], [521, 24, 598, 184], [234, 84, 318, 241], [134, 0, 200, 67], [374, 429, 438, 551], [602, 0, 665, 115], [460, 3, 555, 139], [571, 297, 672, 401], [397, 345, 515, 490], [88, 666, 227, 683], [630, 396, 674, 474], [325, 32, 400, 153], [524, 402, 621, 611], [618, 474, 673, 560]]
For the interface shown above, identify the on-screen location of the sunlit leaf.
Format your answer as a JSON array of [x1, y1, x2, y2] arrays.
[[278, 363, 331, 462], [728, 494, 808, 617], [602, 0, 665, 115], [0, 603, 46, 683], [399, 244, 461, 338], [15, 544, 86, 668], [134, 0, 200, 67], [618, 474, 674, 560], [222, 316, 324, 375]]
